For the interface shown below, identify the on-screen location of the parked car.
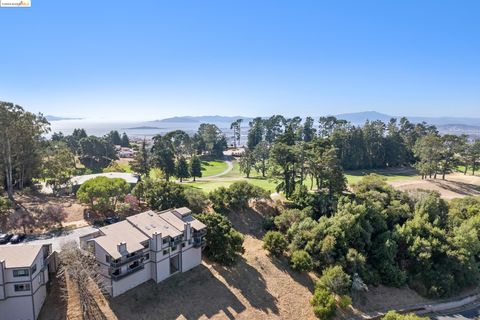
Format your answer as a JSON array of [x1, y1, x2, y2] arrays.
[[0, 233, 13, 244], [10, 234, 25, 244]]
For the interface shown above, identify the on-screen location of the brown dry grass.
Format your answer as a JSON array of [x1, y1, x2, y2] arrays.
[[108, 208, 317, 320], [16, 192, 88, 226], [389, 173, 480, 199]]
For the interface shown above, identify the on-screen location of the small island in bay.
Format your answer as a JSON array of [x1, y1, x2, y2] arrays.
[[122, 126, 163, 130]]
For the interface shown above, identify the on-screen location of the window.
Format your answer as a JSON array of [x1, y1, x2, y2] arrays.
[[13, 269, 29, 277], [172, 245, 177, 251], [182, 243, 186, 248], [143, 242, 149, 248], [14, 283, 31, 292], [162, 238, 168, 244], [145, 253, 150, 260], [163, 249, 169, 255], [106, 255, 111, 263], [31, 264, 37, 275], [188, 239, 192, 245]]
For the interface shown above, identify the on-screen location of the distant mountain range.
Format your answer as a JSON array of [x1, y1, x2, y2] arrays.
[[46, 115, 84, 121], [335, 111, 480, 126], [147, 116, 252, 125], [145, 111, 480, 138], [150, 112, 480, 127]]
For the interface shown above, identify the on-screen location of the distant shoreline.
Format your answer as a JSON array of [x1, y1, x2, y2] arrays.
[[122, 126, 164, 130]]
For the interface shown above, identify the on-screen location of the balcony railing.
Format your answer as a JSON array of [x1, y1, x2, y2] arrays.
[[193, 237, 206, 248], [111, 264, 144, 281], [171, 238, 182, 246], [110, 252, 145, 268], [193, 229, 206, 236]]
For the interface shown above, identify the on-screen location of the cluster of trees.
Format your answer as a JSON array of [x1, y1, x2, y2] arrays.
[[105, 130, 130, 147], [414, 133, 480, 179], [263, 174, 480, 303], [244, 115, 438, 172], [77, 176, 132, 214], [195, 212, 244, 265], [52, 128, 119, 172], [0, 102, 50, 200], [130, 124, 227, 181], [209, 181, 270, 212], [241, 116, 347, 203], [243, 115, 480, 188]]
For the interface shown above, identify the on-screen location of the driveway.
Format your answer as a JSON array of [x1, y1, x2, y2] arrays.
[[4, 225, 98, 252]]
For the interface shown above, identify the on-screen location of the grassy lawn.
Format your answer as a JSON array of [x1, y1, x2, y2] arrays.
[[456, 165, 479, 176], [345, 167, 418, 184], [184, 161, 419, 194], [201, 160, 229, 177]]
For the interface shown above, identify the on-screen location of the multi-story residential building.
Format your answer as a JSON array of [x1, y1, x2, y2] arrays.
[[0, 244, 57, 320], [81, 207, 206, 297]]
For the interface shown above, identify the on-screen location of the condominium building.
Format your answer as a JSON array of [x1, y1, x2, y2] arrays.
[[81, 207, 206, 297], [0, 244, 57, 320]]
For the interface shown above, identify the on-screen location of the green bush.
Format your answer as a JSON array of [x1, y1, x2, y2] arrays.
[[317, 265, 352, 295], [311, 287, 336, 320], [132, 178, 187, 211], [290, 250, 313, 272], [184, 188, 208, 213], [337, 295, 352, 309], [263, 231, 288, 257], [195, 212, 244, 265], [209, 181, 269, 212], [383, 311, 428, 320], [77, 176, 130, 214]]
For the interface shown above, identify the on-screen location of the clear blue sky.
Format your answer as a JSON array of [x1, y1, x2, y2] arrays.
[[1, 0, 479, 121]]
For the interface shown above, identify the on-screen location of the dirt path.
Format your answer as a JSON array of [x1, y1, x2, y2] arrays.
[[389, 173, 480, 199]]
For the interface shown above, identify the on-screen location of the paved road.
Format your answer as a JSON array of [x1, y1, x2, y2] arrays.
[[431, 304, 480, 319], [4, 225, 97, 252]]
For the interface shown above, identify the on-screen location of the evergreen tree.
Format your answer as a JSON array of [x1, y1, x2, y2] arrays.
[[121, 132, 130, 147], [107, 130, 122, 145], [176, 156, 190, 182], [130, 139, 150, 176], [190, 154, 202, 181]]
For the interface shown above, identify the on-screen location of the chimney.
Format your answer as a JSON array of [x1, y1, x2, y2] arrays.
[[184, 222, 191, 240], [117, 242, 127, 254], [153, 232, 162, 250]]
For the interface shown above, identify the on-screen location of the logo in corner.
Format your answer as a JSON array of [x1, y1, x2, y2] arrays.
[[0, 0, 31, 7]]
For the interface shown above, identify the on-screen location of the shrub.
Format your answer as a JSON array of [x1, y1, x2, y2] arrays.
[[337, 295, 352, 309], [317, 265, 352, 295], [132, 178, 187, 211], [262, 215, 275, 231], [311, 287, 336, 320], [209, 181, 269, 212], [274, 208, 306, 232], [77, 176, 130, 214], [263, 231, 288, 257], [195, 212, 244, 265], [184, 188, 208, 213], [383, 311, 429, 320], [290, 250, 313, 272]]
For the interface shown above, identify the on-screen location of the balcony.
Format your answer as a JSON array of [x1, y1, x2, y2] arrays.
[[193, 237, 206, 248], [110, 252, 145, 268], [171, 238, 182, 246], [111, 264, 144, 281], [193, 229, 206, 236]]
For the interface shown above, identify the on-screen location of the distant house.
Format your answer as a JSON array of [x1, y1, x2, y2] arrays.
[[70, 172, 140, 192], [80, 207, 206, 297], [0, 244, 57, 320], [118, 147, 134, 158]]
